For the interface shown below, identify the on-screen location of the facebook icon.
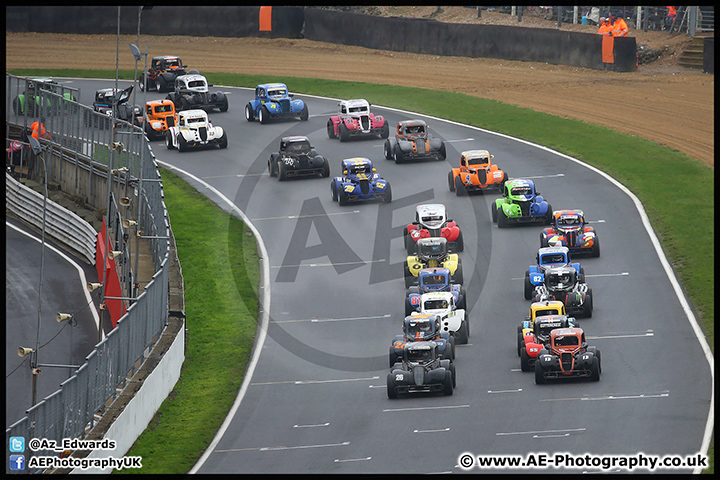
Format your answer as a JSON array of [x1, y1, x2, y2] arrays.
[[9, 454, 25, 471]]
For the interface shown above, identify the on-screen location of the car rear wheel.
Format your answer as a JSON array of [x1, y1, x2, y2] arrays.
[[455, 320, 469, 345], [443, 371, 454, 396], [383, 140, 393, 160], [589, 356, 600, 381], [245, 103, 255, 122], [497, 207, 508, 228], [327, 120, 337, 139], [492, 203, 498, 223], [331, 182, 338, 201], [383, 183, 392, 203], [268, 158, 277, 177], [535, 362, 546, 384], [165, 131, 175, 150], [448, 171, 456, 192], [455, 176, 467, 196], [394, 145, 404, 164], [386, 374, 398, 399], [338, 186, 349, 206], [299, 104, 309, 121], [278, 161, 287, 181], [380, 122, 390, 139], [321, 157, 330, 178]]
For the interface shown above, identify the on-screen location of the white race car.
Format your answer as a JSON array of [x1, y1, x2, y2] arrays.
[[165, 109, 227, 152], [411, 291, 469, 344]]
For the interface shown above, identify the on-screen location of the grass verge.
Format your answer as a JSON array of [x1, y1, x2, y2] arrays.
[[9, 68, 712, 473]]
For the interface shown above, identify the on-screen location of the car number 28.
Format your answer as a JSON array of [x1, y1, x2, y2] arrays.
[[395, 373, 404, 381]]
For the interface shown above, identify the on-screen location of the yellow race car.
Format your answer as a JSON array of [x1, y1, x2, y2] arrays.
[[404, 237, 462, 288]]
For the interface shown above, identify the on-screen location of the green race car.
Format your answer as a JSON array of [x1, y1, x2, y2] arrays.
[[493, 178, 553, 228]]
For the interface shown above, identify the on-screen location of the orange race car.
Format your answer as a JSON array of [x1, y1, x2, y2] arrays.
[[448, 149, 508, 196]]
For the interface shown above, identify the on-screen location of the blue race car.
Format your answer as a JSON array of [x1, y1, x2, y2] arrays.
[[524, 246, 585, 299], [244, 83, 308, 123], [330, 158, 392, 205], [406, 267, 466, 315], [389, 314, 454, 366], [493, 178, 553, 227]]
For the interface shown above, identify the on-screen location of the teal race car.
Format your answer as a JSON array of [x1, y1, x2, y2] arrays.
[[492, 178, 553, 228], [12, 77, 78, 116]]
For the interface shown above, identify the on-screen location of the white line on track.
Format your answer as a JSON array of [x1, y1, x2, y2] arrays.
[[251, 376, 379, 386], [383, 404, 470, 413], [200, 173, 265, 179], [488, 388, 523, 394], [414, 428, 450, 433], [519, 173, 566, 179], [271, 259, 386, 269], [273, 314, 392, 324], [541, 392, 669, 403], [444, 138, 475, 143], [293, 422, 330, 428], [588, 330, 654, 340], [496, 427, 586, 436], [252, 210, 359, 221], [215, 441, 350, 453], [334, 456, 372, 463]]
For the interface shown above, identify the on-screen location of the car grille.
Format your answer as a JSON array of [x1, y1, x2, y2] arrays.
[[476, 169, 487, 184], [199, 126, 208, 142], [167, 116, 175, 127], [360, 115, 370, 130], [561, 352, 573, 371], [412, 366, 425, 386], [360, 179, 370, 195], [567, 230, 578, 247], [516, 200, 530, 216], [428, 227, 441, 237], [279, 99, 290, 113]]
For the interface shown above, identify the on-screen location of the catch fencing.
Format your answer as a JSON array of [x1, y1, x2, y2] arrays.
[[5, 73, 171, 474]]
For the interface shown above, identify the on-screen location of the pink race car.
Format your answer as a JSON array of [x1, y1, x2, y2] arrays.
[[327, 98, 389, 142]]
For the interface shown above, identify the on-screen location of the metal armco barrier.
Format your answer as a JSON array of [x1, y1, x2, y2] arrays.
[[5, 171, 97, 264]]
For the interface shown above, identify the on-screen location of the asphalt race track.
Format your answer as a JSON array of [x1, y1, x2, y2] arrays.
[[63, 79, 712, 474]]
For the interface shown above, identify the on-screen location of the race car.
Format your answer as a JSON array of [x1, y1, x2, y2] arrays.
[[244, 83, 308, 123], [540, 209, 600, 257], [143, 99, 177, 140], [268, 136, 330, 180], [406, 267, 466, 315], [410, 291, 469, 344], [389, 314, 454, 367], [404, 204, 463, 255], [327, 98, 389, 141], [493, 178, 553, 227], [387, 341, 455, 398], [517, 300, 567, 356], [83, 85, 142, 129], [448, 150, 508, 196], [383, 119, 446, 163], [532, 266, 593, 318], [139, 55, 198, 93], [524, 246, 585, 300], [534, 327, 601, 384], [165, 109, 227, 152], [404, 237, 462, 288], [330, 158, 391, 205], [166, 74, 229, 113], [520, 314, 576, 372]]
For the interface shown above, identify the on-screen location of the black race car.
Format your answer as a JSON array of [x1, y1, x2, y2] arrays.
[[387, 341, 455, 398], [268, 136, 330, 180]]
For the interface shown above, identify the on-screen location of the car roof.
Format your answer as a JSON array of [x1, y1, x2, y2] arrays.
[[461, 149, 491, 159], [421, 291, 453, 299], [399, 119, 427, 127], [530, 300, 565, 310], [555, 209, 585, 218], [406, 313, 436, 321], [178, 109, 207, 118], [153, 55, 180, 60], [538, 246, 570, 256], [282, 135, 310, 143], [258, 83, 288, 90], [507, 178, 534, 188], [551, 327, 583, 337], [418, 267, 451, 275], [342, 157, 373, 168], [341, 99, 370, 108], [146, 99, 174, 106], [416, 204, 446, 216], [177, 74, 205, 82]]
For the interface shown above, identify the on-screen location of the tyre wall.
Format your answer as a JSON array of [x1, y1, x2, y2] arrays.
[[6, 6, 636, 71]]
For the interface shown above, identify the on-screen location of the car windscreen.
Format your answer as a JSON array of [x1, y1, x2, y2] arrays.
[[287, 142, 311, 153], [268, 89, 287, 96], [511, 186, 533, 196], [553, 335, 579, 346]]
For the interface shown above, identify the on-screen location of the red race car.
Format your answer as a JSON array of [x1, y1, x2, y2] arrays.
[[405, 204, 464, 255], [327, 98, 389, 141]]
